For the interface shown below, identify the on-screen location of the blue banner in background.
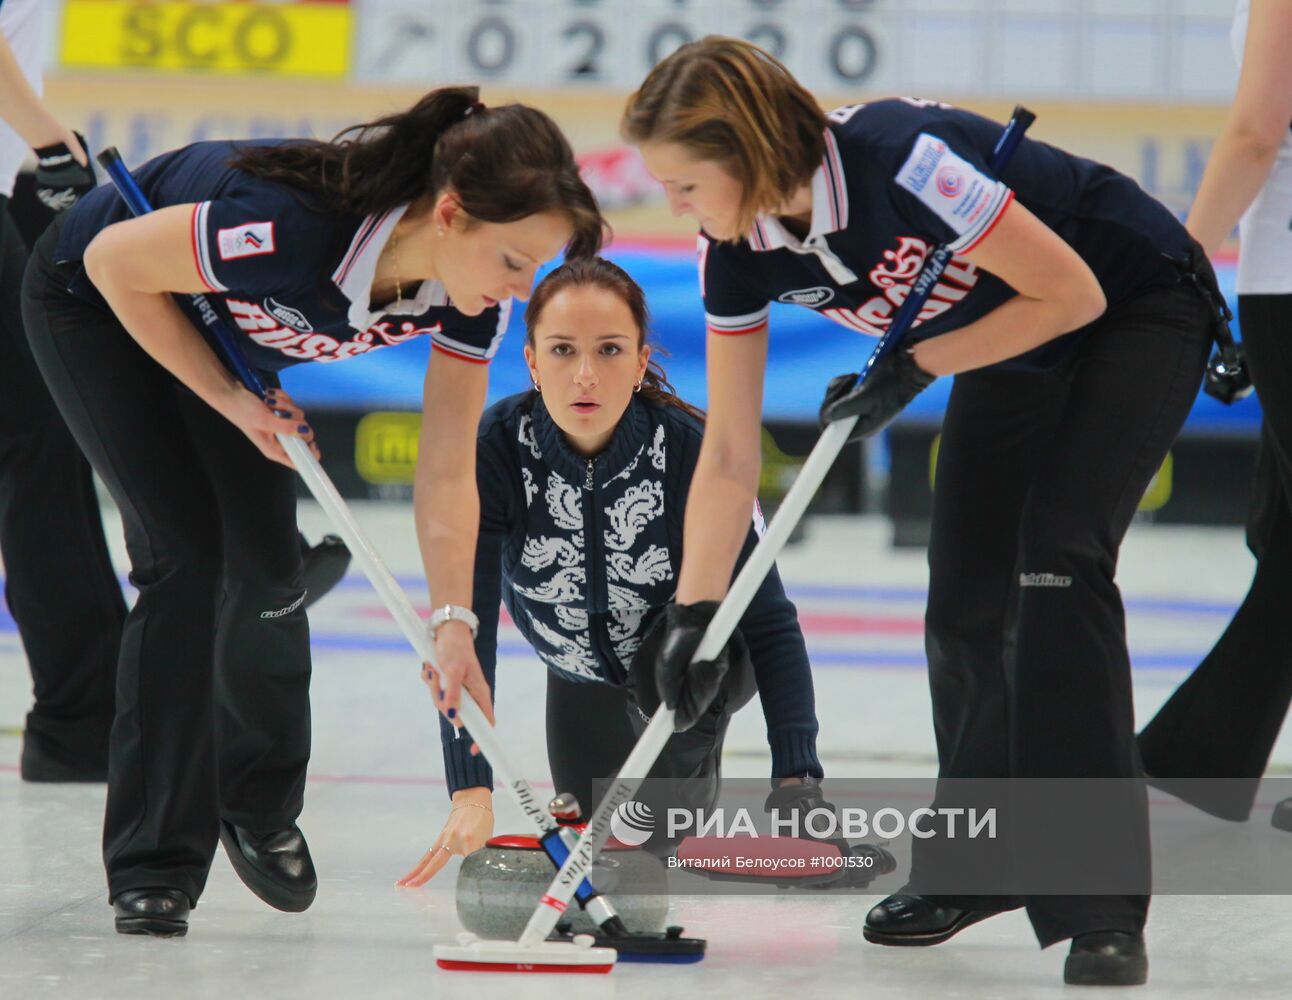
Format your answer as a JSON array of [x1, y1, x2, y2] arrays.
[[280, 247, 1261, 433]]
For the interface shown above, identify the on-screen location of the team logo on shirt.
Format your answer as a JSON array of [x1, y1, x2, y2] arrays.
[[820, 236, 981, 337], [935, 166, 963, 198], [897, 134, 1006, 238], [264, 298, 313, 333], [777, 286, 836, 307], [225, 299, 439, 362], [900, 136, 946, 194], [217, 222, 276, 260]]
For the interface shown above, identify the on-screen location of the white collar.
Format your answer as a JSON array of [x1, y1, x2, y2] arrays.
[[331, 204, 449, 330], [748, 127, 850, 253]]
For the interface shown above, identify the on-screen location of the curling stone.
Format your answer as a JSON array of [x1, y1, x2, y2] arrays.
[[455, 834, 670, 939]]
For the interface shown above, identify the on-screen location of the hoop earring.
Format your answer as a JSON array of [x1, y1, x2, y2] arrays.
[[634, 381, 643, 393], [532, 379, 541, 392]]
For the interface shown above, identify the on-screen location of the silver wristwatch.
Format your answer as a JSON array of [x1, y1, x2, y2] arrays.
[[429, 603, 480, 639]]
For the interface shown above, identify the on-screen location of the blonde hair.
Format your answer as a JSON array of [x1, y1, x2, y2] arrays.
[[621, 36, 826, 239]]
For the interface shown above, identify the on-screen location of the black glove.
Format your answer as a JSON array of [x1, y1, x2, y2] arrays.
[[1178, 241, 1253, 405], [34, 132, 96, 213], [630, 601, 745, 732], [818, 346, 935, 442]]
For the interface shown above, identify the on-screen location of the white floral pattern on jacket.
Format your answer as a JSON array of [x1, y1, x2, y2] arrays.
[[509, 422, 674, 680]]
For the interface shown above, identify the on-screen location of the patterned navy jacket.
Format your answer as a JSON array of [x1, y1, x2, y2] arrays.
[[440, 390, 823, 793]]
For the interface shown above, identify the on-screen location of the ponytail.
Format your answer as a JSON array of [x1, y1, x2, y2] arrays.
[[232, 86, 604, 257]]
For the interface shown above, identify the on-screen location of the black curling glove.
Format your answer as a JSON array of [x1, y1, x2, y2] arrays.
[[34, 131, 96, 213], [630, 601, 741, 732], [819, 346, 935, 443]]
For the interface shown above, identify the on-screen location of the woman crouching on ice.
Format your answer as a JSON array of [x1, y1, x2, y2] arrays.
[[400, 257, 826, 884]]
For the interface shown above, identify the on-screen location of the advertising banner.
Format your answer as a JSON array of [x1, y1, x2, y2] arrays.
[[61, 0, 352, 78]]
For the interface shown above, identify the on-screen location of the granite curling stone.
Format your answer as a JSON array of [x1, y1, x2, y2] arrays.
[[455, 834, 669, 938]]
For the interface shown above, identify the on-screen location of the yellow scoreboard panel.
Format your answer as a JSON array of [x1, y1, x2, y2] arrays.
[[61, 1, 351, 78]]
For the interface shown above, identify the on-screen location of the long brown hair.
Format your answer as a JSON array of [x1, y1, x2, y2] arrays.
[[233, 86, 604, 258], [621, 36, 825, 240], [524, 257, 705, 423]]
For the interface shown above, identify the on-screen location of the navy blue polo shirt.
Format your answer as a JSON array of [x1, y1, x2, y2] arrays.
[[700, 98, 1193, 371], [55, 140, 509, 372]]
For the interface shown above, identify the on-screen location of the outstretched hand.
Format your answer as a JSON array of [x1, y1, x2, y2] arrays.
[[396, 792, 494, 888]]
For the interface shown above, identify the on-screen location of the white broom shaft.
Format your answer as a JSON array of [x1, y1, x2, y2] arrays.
[[280, 435, 556, 834], [517, 706, 676, 947]]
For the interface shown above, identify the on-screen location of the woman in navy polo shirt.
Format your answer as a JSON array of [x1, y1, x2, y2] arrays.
[[396, 257, 825, 886], [21, 86, 602, 938], [604, 37, 1224, 987]]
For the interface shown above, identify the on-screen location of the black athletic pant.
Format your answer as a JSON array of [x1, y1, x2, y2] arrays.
[[545, 669, 730, 849], [913, 279, 1212, 947], [0, 198, 124, 766], [22, 222, 312, 905], [1138, 294, 1292, 819]]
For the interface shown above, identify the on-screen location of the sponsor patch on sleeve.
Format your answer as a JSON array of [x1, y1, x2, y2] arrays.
[[894, 133, 1011, 251], [217, 222, 276, 260]]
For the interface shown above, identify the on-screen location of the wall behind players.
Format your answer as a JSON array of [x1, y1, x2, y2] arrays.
[[47, 0, 1240, 101], [349, 0, 1238, 102], [39, 0, 1235, 231], [37, 75, 1226, 235]]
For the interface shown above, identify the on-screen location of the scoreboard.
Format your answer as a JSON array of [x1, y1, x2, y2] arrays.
[[354, 1, 890, 92], [53, 1, 1238, 102]]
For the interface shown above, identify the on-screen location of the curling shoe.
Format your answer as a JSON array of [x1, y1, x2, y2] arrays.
[[863, 893, 1005, 946], [1064, 931, 1148, 986], [219, 820, 317, 912], [113, 888, 190, 937], [20, 729, 108, 783], [1271, 797, 1292, 833]]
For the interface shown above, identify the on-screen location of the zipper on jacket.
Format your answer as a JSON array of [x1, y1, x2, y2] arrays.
[[581, 457, 626, 684]]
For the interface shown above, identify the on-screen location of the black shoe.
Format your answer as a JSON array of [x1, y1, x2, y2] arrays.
[[1141, 770, 1254, 823], [301, 533, 350, 609], [219, 820, 317, 912], [113, 888, 190, 937], [20, 729, 108, 783], [1064, 931, 1148, 986], [1272, 798, 1292, 833], [862, 893, 1002, 946]]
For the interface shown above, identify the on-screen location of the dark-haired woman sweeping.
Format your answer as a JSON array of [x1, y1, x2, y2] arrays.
[[21, 87, 603, 937]]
